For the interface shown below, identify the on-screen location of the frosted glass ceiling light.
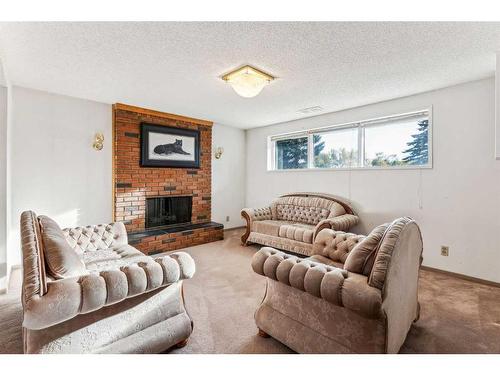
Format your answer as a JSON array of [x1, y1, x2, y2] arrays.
[[222, 65, 275, 98]]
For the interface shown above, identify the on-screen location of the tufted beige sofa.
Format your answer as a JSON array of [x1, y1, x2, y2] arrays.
[[252, 217, 423, 354], [20, 211, 195, 354], [241, 193, 359, 256]]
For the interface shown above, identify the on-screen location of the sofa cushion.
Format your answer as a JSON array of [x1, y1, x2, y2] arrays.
[[307, 254, 344, 269], [38, 216, 87, 279], [252, 220, 285, 237], [344, 223, 389, 276], [247, 232, 314, 256], [278, 224, 315, 244], [82, 244, 149, 272]]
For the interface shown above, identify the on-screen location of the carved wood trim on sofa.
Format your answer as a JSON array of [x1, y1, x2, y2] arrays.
[[280, 192, 356, 215], [241, 210, 251, 245]]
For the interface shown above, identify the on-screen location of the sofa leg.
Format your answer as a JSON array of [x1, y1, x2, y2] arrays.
[[175, 339, 189, 348], [257, 328, 270, 338]]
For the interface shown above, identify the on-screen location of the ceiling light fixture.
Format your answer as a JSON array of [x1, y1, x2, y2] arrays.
[[222, 65, 275, 98]]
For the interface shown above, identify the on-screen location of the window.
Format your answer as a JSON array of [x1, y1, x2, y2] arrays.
[[269, 110, 431, 170], [275, 136, 308, 169], [313, 128, 358, 168], [364, 116, 429, 167]]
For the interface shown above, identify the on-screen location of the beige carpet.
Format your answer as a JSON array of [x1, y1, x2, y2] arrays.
[[2, 228, 500, 354], [0, 264, 23, 354]]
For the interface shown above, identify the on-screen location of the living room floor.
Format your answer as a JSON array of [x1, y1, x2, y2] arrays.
[[1, 228, 500, 354]]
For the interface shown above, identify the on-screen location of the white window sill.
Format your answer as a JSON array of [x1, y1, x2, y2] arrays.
[[267, 164, 433, 172]]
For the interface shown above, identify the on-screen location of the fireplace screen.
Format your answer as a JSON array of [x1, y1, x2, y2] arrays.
[[146, 196, 192, 228]]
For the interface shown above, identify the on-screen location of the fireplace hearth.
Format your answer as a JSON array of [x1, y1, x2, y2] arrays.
[[146, 196, 192, 229]]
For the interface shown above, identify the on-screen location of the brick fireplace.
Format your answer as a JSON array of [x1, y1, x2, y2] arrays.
[[112, 103, 223, 255]]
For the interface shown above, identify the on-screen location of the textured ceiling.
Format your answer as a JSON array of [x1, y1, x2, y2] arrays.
[[0, 22, 499, 129]]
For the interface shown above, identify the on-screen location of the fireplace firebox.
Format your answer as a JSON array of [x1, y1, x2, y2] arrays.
[[146, 196, 192, 229]]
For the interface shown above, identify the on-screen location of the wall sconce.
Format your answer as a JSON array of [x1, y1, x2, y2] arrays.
[[93, 132, 104, 151], [214, 146, 224, 159]]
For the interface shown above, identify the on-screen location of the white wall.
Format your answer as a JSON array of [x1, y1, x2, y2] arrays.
[[0, 84, 5, 291], [7, 86, 112, 266], [212, 123, 246, 228], [496, 53, 500, 159], [246, 77, 500, 283], [0, 85, 6, 266], [0, 58, 7, 270]]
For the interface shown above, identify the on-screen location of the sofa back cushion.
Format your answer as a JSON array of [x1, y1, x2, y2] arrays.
[[271, 196, 345, 225], [63, 222, 128, 253], [312, 228, 365, 263], [344, 223, 389, 276], [38, 215, 87, 279]]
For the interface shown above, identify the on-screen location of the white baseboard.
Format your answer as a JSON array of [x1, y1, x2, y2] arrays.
[[224, 226, 245, 231]]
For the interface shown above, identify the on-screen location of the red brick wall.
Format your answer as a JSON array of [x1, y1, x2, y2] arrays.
[[113, 106, 212, 233]]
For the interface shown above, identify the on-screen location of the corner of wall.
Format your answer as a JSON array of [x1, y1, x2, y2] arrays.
[[5, 83, 14, 271], [0, 58, 6, 87], [0, 59, 7, 269], [243, 128, 249, 208], [495, 52, 500, 160], [211, 123, 247, 228]]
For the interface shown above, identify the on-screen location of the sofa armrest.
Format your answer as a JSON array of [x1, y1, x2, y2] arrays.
[[314, 214, 359, 239], [20, 211, 48, 305], [252, 247, 382, 318], [375, 218, 423, 353], [63, 222, 128, 253], [240, 207, 272, 244], [22, 252, 195, 330]]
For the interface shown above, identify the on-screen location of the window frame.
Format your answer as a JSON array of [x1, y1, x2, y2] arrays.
[[267, 107, 433, 172]]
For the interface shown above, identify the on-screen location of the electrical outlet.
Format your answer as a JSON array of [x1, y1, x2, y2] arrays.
[[226, 216, 230, 222], [441, 246, 449, 256]]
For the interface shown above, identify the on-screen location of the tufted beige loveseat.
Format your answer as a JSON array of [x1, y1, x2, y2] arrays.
[[241, 192, 359, 256], [252, 217, 423, 354], [20, 211, 195, 353]]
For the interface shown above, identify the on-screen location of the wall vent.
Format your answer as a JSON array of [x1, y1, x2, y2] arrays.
[[298, 106, 324, 114]]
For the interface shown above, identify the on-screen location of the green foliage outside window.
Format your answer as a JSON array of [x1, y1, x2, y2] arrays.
[[275, 137, 308, 169]]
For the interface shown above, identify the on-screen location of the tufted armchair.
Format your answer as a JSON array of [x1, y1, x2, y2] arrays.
[[20, 211, 195, 353], [252, 217, 423, 354], [241, 192, 359, 256]]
